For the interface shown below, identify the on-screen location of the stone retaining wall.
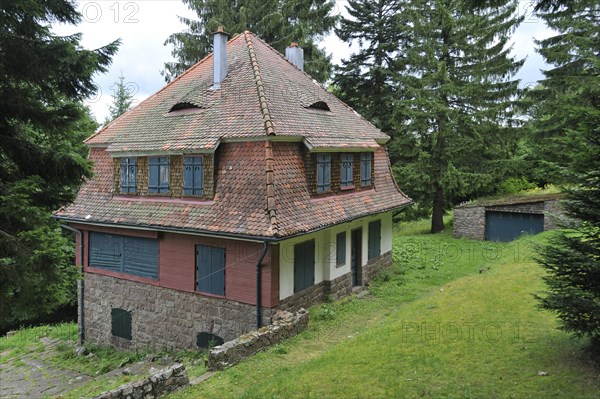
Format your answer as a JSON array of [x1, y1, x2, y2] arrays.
[[207, 310, 309, 370], [93, 363, 188, 399], [84, 273, 273, 351]]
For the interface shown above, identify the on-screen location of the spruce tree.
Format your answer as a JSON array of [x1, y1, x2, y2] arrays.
[[333, 0, 407, 134], [105, 72, 135, 125], [163, 0, 337, 82], [392, 0, 524, 233], [0, 0, 118, 328], [534, 2, 600, 345]]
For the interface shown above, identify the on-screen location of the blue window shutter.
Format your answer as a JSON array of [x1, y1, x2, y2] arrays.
[[341, 154, 353, 186], [197, 245, 225, 295], [184, 156, 203, 196], [368, 220, 381, 260], [122, 236, 158, 279], [120, 159, 128, 192], [193, 163, 203, 195], [294, 240, 315, 292], [183, 157, 193, 195], [89, 232, 122, 271], [148, 157, 159, 193], [336, 232, 346, 265]]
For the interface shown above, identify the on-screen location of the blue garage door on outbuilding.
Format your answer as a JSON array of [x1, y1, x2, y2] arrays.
[[485, 211, 544, 242]]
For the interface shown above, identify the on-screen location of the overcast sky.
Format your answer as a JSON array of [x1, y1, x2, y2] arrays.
[[52, 0, 555, 124]]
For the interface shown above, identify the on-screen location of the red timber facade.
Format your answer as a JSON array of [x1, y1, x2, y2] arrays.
[[56, 31, 411, 350]]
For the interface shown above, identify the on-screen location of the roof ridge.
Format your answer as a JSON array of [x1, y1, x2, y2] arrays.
[[244, 31, 279, 236], [249, 36, 392, 139], [85, 33, 246, 144]]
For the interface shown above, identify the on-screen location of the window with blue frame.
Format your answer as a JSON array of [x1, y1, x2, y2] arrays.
[[148, 157, 170, 194], [120, 157, 137, 193], [89, 232, 158, 279], [341, 154, 353, 187], [361, 153, 372, 186], [183, 156, 203, 196], [316, 153, 331, 193]]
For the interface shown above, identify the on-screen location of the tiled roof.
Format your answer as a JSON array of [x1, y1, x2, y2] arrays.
[[57, 32, 411, 238], [86, 32, 388, 151]]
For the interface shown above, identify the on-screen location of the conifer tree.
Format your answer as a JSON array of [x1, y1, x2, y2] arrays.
[[534, 2, 600, 345], [333, 0, 407, 133], [105, 72, 135, 125], [163, 0, 337, 82], [392, 0, 524, 233], [0, 0, 118, 328]]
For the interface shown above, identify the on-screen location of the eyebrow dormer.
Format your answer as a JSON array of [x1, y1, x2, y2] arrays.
[[307, 101, 330, 111], [169, 102, 201, 112]]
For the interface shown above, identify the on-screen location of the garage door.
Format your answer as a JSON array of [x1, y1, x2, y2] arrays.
[[485, 211, 544, 242]]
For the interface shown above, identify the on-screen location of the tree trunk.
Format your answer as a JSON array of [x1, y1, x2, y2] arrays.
[[431, 183, 445, 233]]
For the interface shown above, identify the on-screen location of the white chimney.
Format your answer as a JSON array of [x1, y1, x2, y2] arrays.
[[213, 26, 228, 89], [285, 42, 304, 71]]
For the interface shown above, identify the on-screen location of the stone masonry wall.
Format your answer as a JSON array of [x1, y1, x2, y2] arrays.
[[92, 363, 188, 399], [454, 200, 566, 240], [84, 273, 273, 351], [453, 207, 486, 240], [543, 200, 567, 230], [362, 251, 393, 283], [207, 310, 309, 371]]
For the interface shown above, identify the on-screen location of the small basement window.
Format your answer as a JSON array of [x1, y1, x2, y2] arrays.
[[196, 332, 224, 349], [111, 308, 132, 340]]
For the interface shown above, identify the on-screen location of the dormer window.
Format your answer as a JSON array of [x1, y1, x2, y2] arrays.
[[316, 153, 331, 193], [169, 102, 200, 112], [149, 157, 170, 194], [183, 156, 203, 196], [120, 157, 137, 193], [308, 101, 330, 111], [341, 154, 353, 188], [361, 153, 372, 186]]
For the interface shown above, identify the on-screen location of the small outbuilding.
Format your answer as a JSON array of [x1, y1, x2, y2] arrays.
[[453, 193, 565, 242]]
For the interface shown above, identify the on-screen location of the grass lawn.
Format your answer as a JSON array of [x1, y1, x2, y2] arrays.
[[169, 217, 599, 399], [0, 322, 206, 398]]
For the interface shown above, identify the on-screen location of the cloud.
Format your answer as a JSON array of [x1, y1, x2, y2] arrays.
[[52, 0, 556, 123]]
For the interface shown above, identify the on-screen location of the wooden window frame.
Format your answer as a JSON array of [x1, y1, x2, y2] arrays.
[[120, 157, 137, 194], [148, 156, 170, 194], [183, 156, 204, 196], [336, 231, 346, 266]]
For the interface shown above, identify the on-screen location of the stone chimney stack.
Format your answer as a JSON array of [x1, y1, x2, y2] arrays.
[[213, 26, 228, 89], [285, 42, 304, 71]]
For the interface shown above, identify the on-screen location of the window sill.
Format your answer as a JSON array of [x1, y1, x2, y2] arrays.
[[340, 185, 355, 191], [195, 291, 226, 299], [335, 262, 346, 268], [113, 195, 214, 205], [85, 266, 159, 285]]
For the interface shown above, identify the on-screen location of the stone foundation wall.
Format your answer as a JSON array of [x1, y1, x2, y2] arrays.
[[208, 310, 309, 371], [362, 251, 393, 283], [92, 363, 188, 399], [83, 273, 273, 351], [453, 207, 486, 240]]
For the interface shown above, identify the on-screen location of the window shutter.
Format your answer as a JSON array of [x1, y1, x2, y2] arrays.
[[336, 232, 346, 265], [193, 161, 203, 195], [122, 236, 159, 279], [368, 220, 381, 260], [183, 158, 193, 195], [89, 232, 122, 271], [149, 157, 159, 193], [294, 240, 315, 293], [111, 308, 132, 340], [196, 245, 225, 296]]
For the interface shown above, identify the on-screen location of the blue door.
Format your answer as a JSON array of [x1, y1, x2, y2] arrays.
[[485, 211, 544, 242]]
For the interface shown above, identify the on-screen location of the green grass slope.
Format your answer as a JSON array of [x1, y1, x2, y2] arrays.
[[170, 219, 599, 399]]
